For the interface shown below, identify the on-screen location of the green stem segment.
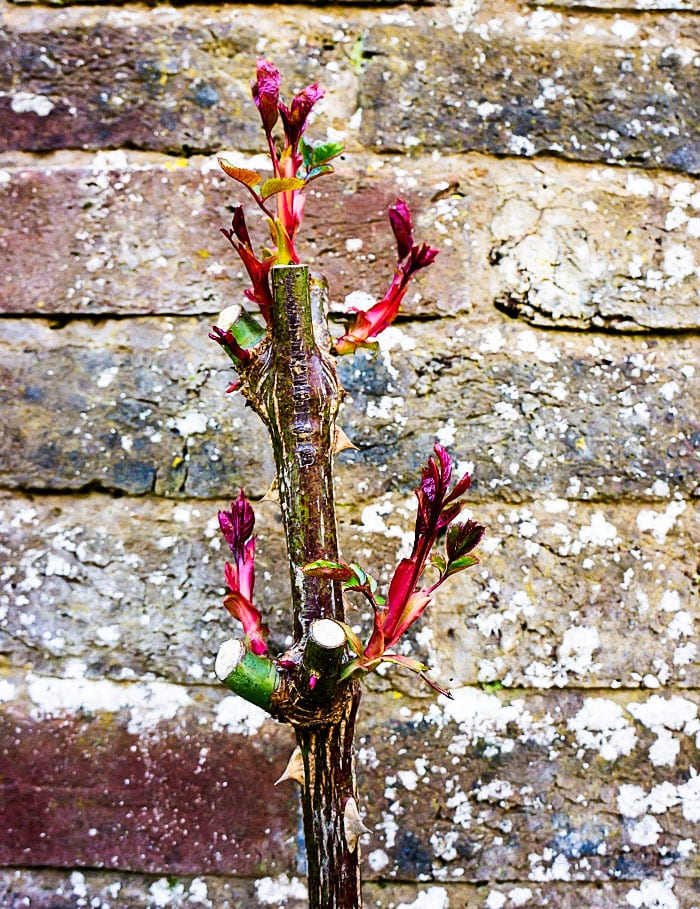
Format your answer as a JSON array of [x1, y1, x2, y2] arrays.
[[301, 618, 348, 702], [214, 639, 280, 711]]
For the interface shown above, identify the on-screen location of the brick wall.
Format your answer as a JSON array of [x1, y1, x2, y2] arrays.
[[1, 0, 698, 907]]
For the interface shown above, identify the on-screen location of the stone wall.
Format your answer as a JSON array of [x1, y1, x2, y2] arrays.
[[1, 0, 698, 907]]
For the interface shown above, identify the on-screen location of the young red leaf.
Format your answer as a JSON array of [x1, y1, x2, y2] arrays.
[[446, 520, 486, 562], [222, 590, 268, 656]]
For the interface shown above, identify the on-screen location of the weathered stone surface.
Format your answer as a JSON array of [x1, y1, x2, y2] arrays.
[[0, 675, 700, 884], [485, 163, 700, 331], [1, 153, 698, 331], [0, 317, 276, 498], [360, 15, 700, 173], [364, 880, 700, 908], [532, 0, 697, 8], [337, 324, 699, 505], [355, 688, 700, 884], [1, 318, 698, 501], [0, 491, 294, 682], [0, 153, 432, 318], [0, 869, 299, 909], [2, 871, 699, 909], [1, 679, 698, 886], [0, 679, 297, 874], [3, 5, 699, 175], [0, 7, 357, 154], [342, 499, 699, 691], [1, 492, 696, 688]]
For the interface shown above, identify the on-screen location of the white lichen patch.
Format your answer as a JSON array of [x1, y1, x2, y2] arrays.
[[26, 674, 191, 733], [11, 92, 55, 117], [627, 696, 699, 767], [626, 873, 679, 909], [557, 627, 601, 677], [636, 501, 686, 544], [628, 814, 663, 846], [254, 874, 307, 904], [148, 877, 185, 907], [568, 698, 637, 761], [213, 694, 268, 736], [396, 886, 450, 909], [528, 848, 571, 882], [367, 848, 390, 872], [0, 679, 16, 702], [168, 411, 209, 437], [429, 687, 557, 755], [577, 512, 618, 547]]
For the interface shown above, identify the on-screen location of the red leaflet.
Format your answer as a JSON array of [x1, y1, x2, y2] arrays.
[[388, 199, 414, 262], [251, 58, 281, 137], [208, 325, 252, 363], [218, 491, 268, 656], [359, 444, 480, 672], [334, 199, 439, 355], [279, 82, 325, 152], [222, 590, 268, 657], [220, 206, 275, 323]]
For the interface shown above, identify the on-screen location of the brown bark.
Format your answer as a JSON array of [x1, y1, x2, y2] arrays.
[[237, 264, 363, 908], [296, 691, 362, 909]]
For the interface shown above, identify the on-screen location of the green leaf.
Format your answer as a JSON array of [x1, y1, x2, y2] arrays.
[[481, 680, 504, 693], [303, 559, 354, 581], [430, 553, 447, 575], [311, 141, 344, 166], [340, 657, 368, 681], [305, 164, 335, 183], [445, 554, 479, 576], [346, 563, 367, 587], [260, 177, 306, 200], [378, 653, 429, 673], [348, 35, 366, 75], [218, 159, 261, 188], [300, 137, 314, 169]]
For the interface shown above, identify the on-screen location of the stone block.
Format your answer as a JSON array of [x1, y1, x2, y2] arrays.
[[0, 8, 357, 154], [1, 154, 697, 330], [0, 678, 297, 874], [360, 14, 700, 173], [531, 0, 697, 8], [2, 870, 699, 908], [340, 499, 698, 691], [0, 491, 293, 682], [1, 679, 697, 888], [1, 490, 696, 689], [0, 870, 303, 909], [1, 319, 697, 502], [356, 688, 700, 884]]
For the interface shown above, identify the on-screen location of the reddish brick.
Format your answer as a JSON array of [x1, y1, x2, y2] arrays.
[[0, 707, 297, 874]]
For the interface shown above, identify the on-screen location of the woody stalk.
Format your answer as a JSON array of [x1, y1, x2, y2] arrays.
[[208, 59, 485, 909]]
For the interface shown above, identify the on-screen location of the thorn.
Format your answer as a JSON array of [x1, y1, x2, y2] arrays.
[[261, 477, 280, 502], [343, 796, 370, 852], [333, 427, 357, 455], [275, 746, 305, 788]]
